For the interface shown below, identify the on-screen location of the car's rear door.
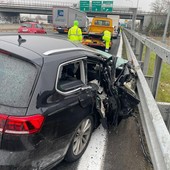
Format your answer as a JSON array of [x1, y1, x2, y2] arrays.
[[34, 57, 95, 164], [35, 24, 44, 33], [54, 58, 94, 137]]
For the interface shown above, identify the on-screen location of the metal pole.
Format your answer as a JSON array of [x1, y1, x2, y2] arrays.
[[137, 0, 139, 10], [131, 8, 137, 31], [162, 4, 170, 43]]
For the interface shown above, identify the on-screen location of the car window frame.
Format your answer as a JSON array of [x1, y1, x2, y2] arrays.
[[55, 57, 87, 95], [34, 24, 38, 28], [21, 23, 32, 28], [37, 24, 43, 29]]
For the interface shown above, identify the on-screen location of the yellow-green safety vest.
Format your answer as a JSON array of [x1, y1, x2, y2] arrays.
[[68, 26, 82, 42]]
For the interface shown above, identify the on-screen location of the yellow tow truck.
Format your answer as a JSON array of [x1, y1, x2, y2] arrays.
[[82, 17, 114, 49]]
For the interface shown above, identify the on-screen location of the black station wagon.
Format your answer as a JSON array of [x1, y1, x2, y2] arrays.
[[0, 34, 139, 170]]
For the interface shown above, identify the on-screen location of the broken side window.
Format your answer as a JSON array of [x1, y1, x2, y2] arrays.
[[57, 60, 85, 93]]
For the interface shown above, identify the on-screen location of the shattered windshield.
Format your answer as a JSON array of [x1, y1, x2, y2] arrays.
[[116, 57, 128, 68], [93, 48, 128, 68]]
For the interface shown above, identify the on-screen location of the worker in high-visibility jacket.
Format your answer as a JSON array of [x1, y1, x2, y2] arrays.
[[68, 20, 82, 42], [102, 30, 111, 53]]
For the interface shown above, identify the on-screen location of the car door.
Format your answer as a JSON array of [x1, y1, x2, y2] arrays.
[[42, 58, 94, 153], [56, 58, 94, 127], [36, 24, 44, 33], [34, 24, 40, 33]]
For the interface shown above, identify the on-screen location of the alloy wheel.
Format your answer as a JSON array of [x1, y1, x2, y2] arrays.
[[72, 118, 92, 156]]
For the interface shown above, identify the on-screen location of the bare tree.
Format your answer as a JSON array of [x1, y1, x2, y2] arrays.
[[151, 0, 170, 13]]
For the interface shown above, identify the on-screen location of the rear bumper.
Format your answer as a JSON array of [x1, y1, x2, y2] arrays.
[[0, 132, 72, 169], [0, 149, 64, 170], [82, 39, 105, 47], [82, 39, 112, 48], [0, 150, 29, 167], [56, 27, 68, 33]]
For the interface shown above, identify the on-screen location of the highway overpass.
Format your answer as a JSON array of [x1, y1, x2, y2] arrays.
[[0, 1, 167, 33]]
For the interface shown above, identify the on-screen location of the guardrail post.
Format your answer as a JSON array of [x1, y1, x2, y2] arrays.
[[135, 39, 143, 60], [152, 55, 162, 98], [131, 36, 136, 51], [143, 46, 151, 75], [145, 75, 153, 90], [139, 43, 144, 61], [167, 114, 170, 132], [127, 31, 132, 43]]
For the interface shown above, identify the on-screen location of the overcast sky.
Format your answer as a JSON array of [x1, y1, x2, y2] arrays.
[[114, 0, 154, 11]]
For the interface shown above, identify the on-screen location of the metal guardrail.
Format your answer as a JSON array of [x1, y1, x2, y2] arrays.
[[122, 30, 170, 170], [124, 29, 170, 97]]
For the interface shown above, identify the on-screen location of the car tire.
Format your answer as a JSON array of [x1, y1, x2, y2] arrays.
[[65, 116, 94, 162]]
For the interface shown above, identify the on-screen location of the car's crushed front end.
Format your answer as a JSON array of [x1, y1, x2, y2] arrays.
[[88, 55, 140, 129]]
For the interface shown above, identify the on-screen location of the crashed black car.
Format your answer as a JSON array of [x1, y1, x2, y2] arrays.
[[0, 34, 139, 170]]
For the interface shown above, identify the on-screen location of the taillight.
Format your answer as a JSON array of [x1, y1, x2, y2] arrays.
[[0, 114, 44, 135], [0, 114, 8, 133]]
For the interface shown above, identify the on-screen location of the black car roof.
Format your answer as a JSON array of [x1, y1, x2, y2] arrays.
[[0, 34, 76, 53], [0, 34, 110, 66]]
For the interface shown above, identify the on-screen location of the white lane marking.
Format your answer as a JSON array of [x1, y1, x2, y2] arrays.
[[77, 124, 108, 170], [117, 33, 123, 58]]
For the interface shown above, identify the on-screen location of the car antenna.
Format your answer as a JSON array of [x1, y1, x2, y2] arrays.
[[18, 35, 26, 46]]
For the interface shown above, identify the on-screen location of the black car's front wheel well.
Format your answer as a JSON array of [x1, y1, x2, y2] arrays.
[[92, 110, 101, 129]]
